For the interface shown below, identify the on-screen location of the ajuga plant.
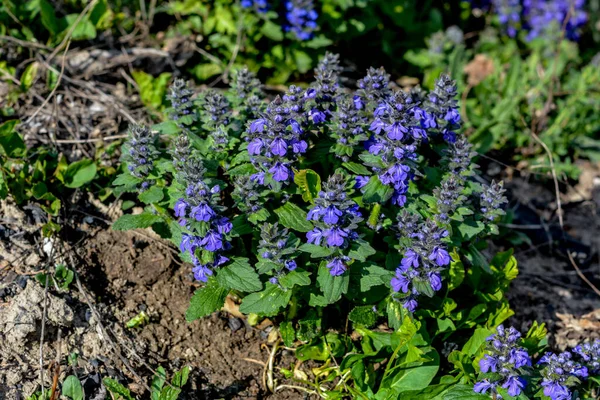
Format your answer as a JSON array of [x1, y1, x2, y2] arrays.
[[112, 54, 600, 399]]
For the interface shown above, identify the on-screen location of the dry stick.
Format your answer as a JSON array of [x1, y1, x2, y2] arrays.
[[220, 17, 245, 84], [45, 0, 97, 64], [25, 38, 72, 125], [39, 235, 58, 397], [0, 35, 50, 50]]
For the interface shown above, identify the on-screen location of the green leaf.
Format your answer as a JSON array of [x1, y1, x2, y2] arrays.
[[112, 213, 162, 231], [62, 14, 97, 40], [151, 367, 166, 400], [132, 71, 172, 110], [216, 257, 262, 292], [186, 278, 228, 321], [362, 176, 394, 203], [64, 159, 97, 188], [151, 121, 180, 135], [192, 63, 222, 81], [293, 50, 312, 73], [448, 249, 465, 290], [278, 269, 311, 289], [274, 202, 313, 232], [239, 284, 292, 316], [342, 162, 371, 175], [261, 20, 284, 40], [462, 327, 493, 356], [113, 172, 141, 187], [171, 365, 190, 387], [299, 243, 335, 258], [0, 120, 25, 157], [349, 306, 378, 327], [387, 349, 440, 395], [138, 186, 164, 204], [348, 240, 376, 262], [21, 62, 39, 91], [102, 378, 134, 400], [360, 264, 393, 291], [387, 300, 405, 331], [316, 262, 349, 304], [457, 220, 486, 240], [280, 321, 296, 347], [442, 384, 490, 400], [61, 375, 83, 400], [294, 169, 321, 203], [226, 163, 256, 176], [39, 0, 60, 35]]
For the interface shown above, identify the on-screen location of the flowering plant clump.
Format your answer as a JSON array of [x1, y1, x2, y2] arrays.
[[474, 325, 532, 397], [113, 55, 599, 398], [480, 0, 588, 40]]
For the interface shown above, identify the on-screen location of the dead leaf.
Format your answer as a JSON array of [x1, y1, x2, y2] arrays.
[[464, 54, 494, 86]]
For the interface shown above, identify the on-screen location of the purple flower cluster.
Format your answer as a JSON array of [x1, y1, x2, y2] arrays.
[[284, 0, 318, 41], [433, 137, 477, 223], [124, 125, 158, 192], [480, 180, 508, 222], [306, 174, 363, 276], [258, 223, 298, 284], [523, 0, 587, 41], [391, 216, 450, 311], [492, 0, 522, 37], [200, 90, 230, 131], [423, 75, 461, 144], [356, 66, 392, 108], [538, 351, 588, 400], [305, 52, 342, 124], [167, 79, 196, 129], [174, 163, 232, 282], [241, 0, 268, 13], [246, 96, 306, 184], [573, 339, 600, 375], [231, 67, 264, 118], [232, 175, 265, 216], [363, 90, 427, 206], [474, 325, 532, 398], [491, 0, 587, 41], [329, 94, 369, 161]]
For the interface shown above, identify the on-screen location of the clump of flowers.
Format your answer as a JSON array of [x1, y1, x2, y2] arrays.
[[573, 339, 600, 375], [474, 325, 532, 397], [434, 137, 477, 223], [392, 216, 450, 311], [305, 52, 342, 124], [241, 0, 268, 13], [174, 160, 233, 282], [200, 90, 230, 131], [538, 351, 588, 400], [329, 93, 369, 161], [523, 0, 587, 41], [356, 66, 392, 109], [167, 79, 197, 129], [423, 74, 461, 143], [306, 174, 363, 276], [123, 125, 158, 191], [246, 96, 306, 185], [284, 0, 318, 41], [258, 223, 299, 284], [480, 180, 508, 223], [230, 66, 264, 118], [489, 0, 587, 41], [363, 90, 428, 206]]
